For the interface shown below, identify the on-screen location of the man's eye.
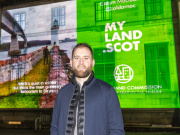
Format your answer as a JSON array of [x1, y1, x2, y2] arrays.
[[75, 57, 79, 60], [85, 57, 88, 60]]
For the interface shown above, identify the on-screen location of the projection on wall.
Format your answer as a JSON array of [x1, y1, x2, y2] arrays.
[[0, 0, 179, 108]]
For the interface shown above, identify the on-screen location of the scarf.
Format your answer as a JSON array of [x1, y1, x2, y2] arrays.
[[65, 71, 94, 135]]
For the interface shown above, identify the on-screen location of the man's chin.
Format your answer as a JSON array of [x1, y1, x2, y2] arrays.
[[74, 71, 91, 78], [77, 69, 85, 72], [75, 73, 89, 78]]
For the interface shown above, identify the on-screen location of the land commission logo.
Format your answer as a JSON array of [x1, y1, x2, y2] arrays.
[[114, 64, 134, 83]]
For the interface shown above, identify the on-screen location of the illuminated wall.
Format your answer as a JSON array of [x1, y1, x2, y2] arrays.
[[0, 1, 77, 108], [77, 0, 179, 108], [0, 0, 179, 108], [1, 1, 77, 43]]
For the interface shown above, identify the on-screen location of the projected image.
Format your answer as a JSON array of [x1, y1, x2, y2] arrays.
[[0, 0, 76, 108], [0, 0, 179, 109], [76, 0, 180, 108]]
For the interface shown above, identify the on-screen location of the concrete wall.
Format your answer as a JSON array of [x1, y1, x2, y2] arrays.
[[0, 109, 179, 129], [0, 47, 44, 84]]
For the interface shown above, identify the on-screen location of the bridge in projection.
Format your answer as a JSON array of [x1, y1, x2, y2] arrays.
[[1, 10, 27, 55]]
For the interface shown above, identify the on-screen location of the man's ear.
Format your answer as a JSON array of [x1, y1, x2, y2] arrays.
[[92, 59, 95, 67], [70, 59, 72, 67]]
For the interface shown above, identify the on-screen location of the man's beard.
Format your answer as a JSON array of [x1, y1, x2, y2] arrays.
[[72, 65, 92, 78]]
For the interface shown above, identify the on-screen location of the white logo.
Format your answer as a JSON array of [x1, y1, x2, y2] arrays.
[[114, 64, 134, 83]]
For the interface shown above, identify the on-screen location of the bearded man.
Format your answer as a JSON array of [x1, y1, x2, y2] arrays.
[[50, 43, 125, 135]]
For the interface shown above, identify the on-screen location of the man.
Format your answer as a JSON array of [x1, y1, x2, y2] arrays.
[[50, 43, 125, 135], [53, 42, 56, 46], [43, 46, 49, 64]]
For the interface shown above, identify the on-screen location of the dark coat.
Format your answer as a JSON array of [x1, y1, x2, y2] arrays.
[[50, 77, 125, 135]]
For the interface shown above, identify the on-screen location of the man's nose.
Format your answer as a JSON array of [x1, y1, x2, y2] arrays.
[[79, 58, 84, 64]]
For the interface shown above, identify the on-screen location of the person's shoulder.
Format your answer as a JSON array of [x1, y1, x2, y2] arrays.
[[56, 82, 72, 96], [95, 78, 113, 90], [94, 78, 117, 99], [59, 82, 73, 92], [54, 82, 73, 106]]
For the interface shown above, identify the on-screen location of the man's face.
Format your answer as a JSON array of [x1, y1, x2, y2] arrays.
[[70, 47, 95, 78]]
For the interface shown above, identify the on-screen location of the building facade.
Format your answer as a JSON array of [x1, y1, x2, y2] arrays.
[[1, 0, 77, 44], [76, 0, 180, 108]]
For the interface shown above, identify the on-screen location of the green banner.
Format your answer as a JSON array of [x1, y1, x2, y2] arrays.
[[77, 0, 179, 108]]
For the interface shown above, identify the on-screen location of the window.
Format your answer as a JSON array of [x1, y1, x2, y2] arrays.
[[52, 7, 65, 26], [14, 13, 26, 30], [144, 0, 163, 16], [94, 48, 115, 86], [145, 43, 170, 90], [95, 1, 112, 21]]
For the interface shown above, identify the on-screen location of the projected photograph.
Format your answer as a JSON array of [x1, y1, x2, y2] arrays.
[[0, 0, 76, 108]]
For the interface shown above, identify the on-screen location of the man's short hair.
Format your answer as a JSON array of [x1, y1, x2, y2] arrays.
[[72, 43, 93, 59]]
